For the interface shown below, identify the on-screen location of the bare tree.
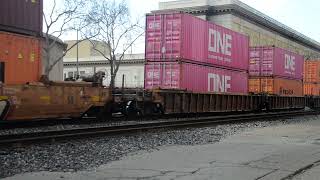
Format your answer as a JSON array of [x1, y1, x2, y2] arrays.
[[42, 0, 94, 80], [86, 0, 144, 89]]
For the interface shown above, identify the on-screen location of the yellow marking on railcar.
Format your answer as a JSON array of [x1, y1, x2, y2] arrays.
[[18, 53, 23, 60], [40, 96, 51, 102], [30, 53, 35, 62], [91, 96, 100, 102], [0, 96, 9, 100]]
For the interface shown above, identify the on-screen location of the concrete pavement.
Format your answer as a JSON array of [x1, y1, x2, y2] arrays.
[[5, 117, 320, 180]]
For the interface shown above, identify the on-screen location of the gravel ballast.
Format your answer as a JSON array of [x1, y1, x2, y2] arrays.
[[0, 115, 319, 178]]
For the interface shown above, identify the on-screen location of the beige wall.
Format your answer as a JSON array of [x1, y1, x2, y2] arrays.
[[64, 40, 110, 60], [208, 14, 320, 59], [159, 0, 209, 10]]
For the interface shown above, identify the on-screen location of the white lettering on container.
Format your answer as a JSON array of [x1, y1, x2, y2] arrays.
[[285, 54, 295, 71], [208, 73, 231, 92], [208, 29, 232, 56], [147, 71, 160, 79], [149, 22, 160, 29]]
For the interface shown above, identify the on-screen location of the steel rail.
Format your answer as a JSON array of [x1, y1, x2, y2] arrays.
[[0, 110, 318, 147], [0, 117, 103, 130], [0, 110, 305, 130]]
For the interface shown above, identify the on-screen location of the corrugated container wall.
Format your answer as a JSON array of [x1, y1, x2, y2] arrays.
[[0, 0, 43, 37], [249, 46, 303, 80], [145, 61, 248, 94], [249, 77, 303, 96], [304, 83, 320, 96], [0, 32, 42, 84], [146, 13, 249, 71], [304, 60, 320, 83]]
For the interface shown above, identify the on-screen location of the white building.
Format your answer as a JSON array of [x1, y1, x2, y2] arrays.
[[63, 40, 145, 88]]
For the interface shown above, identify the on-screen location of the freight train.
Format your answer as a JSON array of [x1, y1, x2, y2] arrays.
[[1, 6, 320, 121], [1, 81, 320, 121]]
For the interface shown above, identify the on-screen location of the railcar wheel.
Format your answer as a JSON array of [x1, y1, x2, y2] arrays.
[[0, 100, 10, 120], [153, 103, 164, 115], [308, 96, 315, 109], [125, 100, 142, 118], [97, 102, 113, 121], [143, 102, 164, 116]]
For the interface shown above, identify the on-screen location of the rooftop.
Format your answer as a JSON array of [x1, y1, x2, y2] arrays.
[[158, 0, 320, 52], [64, 53, 145, 66]]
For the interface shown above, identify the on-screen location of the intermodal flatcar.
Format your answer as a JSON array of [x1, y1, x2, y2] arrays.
[[0, 82, 111, 121]]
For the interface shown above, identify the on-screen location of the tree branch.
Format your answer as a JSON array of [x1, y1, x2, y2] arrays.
[[47, 32, 98, 73], [42, 0, 91, 77], [82, 0, 143, 88], [89, 39, 112, 62]]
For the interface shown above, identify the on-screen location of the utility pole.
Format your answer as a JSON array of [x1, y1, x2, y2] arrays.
[[76, 29, 79, 79]]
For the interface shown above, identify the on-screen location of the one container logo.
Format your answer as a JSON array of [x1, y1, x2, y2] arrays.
[[250, 51, 260, 57], [147, 71, 160, 79], [284, 54, 295, 71], [208, 73, 231, 93], [148, 22, 160, 29], [208, 29, 232, 56]]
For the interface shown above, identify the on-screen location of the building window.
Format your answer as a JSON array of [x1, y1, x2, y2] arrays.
[[64, 73, 67, 80], [80, 71, 85, 76], [68, 72, 73, 78], [74, 71, 78, 78]]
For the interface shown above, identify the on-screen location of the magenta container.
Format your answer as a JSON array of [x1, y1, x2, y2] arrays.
[[145, 61, 248, 94], [249, 46, 304, 79], [0, 0, 43, 37], [145, 13, 249, 71]]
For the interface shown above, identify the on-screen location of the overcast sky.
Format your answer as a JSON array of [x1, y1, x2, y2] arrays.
[[45, 0, 320, 53]]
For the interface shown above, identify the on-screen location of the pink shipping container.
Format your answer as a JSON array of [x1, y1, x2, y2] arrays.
[[145, 13, 249, 71], [145, 61, 248, 94], [249, 46, 303, 79]]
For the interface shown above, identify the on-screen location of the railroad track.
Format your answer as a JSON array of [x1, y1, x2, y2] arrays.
[[0, 110, 318, 147], [0, 110, 305, 130], [0, 110, 272, 130], [0, 115, 143, 130]]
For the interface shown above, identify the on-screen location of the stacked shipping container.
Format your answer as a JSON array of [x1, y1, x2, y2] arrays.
[[304, 60, 320, 96], [0, 0, 43, 85], [248, 46, 304, 96], [145, 62, 248, 93], [0, 32, 42, 84], [0, 0, 43, 37], [145, 12, 249, 94]]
